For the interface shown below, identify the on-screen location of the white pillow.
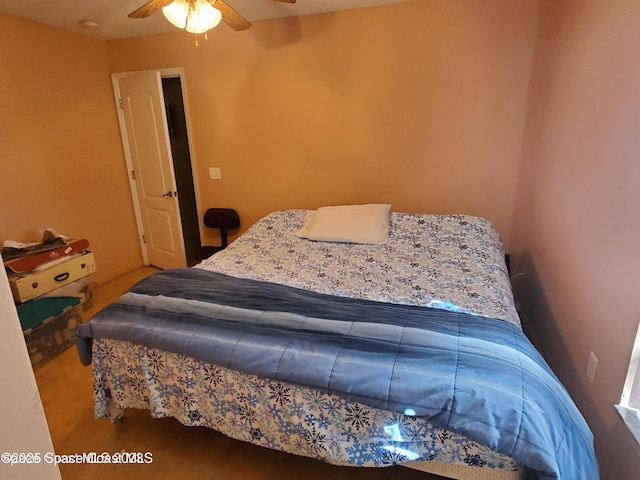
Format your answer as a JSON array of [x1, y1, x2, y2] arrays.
[[296, 204, 391, 245]]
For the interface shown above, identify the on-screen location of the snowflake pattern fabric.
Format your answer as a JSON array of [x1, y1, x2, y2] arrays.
[[92, 338, 521, 474], [196, 210, 519, 326]]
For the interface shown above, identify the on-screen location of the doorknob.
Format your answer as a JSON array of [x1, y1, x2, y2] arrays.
[[162, 191, 173, 198]]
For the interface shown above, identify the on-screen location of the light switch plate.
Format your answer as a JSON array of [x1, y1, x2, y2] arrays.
[[209, 167, 221, 180]]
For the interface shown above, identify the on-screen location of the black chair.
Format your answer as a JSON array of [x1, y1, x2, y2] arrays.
[[193, 208, 240, 261]]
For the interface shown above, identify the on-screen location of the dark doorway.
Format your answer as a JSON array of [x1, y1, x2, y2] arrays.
[[162, 77, 201, 266]]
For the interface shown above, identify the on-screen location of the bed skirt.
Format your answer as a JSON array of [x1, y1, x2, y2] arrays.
[[92, 338, 524, 480]]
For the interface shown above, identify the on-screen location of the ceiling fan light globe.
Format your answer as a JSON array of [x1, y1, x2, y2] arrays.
[[162, 0, 190, 29], [186, 1, 222, 34]]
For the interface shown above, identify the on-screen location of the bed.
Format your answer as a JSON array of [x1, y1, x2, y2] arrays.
[[76, 207, 598, 480]]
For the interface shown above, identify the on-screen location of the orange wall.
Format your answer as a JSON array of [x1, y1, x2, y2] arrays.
[[106, 0, 538, 249], [0, 12, 142, 283], [511, 1, 640, 478]]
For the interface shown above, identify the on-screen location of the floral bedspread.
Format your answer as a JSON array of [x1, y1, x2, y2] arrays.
[[196, 210, 520, 326]]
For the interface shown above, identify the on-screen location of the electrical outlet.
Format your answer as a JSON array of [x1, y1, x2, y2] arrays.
[[209, 167, 221, 180], [587, 351, 598, 383]]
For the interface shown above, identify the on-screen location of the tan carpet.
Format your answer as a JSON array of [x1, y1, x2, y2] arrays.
[[34, 267, 445, 480]]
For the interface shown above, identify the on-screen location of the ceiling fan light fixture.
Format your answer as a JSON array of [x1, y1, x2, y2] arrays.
[[186, 1, 222, 34], [163, 0, 222, 34], [162, 0, 190, 29]]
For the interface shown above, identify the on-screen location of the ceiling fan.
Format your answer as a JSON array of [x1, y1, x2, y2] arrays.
[[129, 0, 296, 32]]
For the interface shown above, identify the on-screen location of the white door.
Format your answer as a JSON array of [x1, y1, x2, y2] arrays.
[[118, 71, 187, 269]]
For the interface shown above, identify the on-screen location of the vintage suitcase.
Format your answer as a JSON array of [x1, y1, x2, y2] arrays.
[[17, 296, 83, 369], [8, 251, 96, 303]]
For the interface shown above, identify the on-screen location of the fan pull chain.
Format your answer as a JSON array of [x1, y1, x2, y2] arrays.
[[193, 32, 209, 46]]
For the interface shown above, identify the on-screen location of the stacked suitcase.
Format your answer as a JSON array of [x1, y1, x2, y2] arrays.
[[3, 238, 96, 369]]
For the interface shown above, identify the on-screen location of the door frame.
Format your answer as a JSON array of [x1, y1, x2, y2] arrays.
[[111, 67, 203, 266]]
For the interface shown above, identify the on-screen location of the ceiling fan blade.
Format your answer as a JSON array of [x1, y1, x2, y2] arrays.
[[128, 0, 174, 19], [215, 0, 252, 31], [274, 0, 296, 3]]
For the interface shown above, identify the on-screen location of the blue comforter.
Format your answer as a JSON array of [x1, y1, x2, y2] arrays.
[[76, 268, 598, 480]]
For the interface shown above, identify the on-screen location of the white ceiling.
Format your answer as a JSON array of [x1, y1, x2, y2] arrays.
[[0, 0, 412, 40]]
